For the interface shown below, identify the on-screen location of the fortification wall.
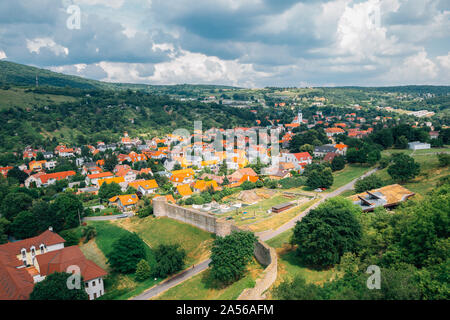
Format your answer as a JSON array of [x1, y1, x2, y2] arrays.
[[153, 196, 277, 299]]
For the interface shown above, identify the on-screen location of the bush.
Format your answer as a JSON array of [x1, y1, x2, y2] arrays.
[[241, 181, 256, 190], [107, 232, 146, 274], [135, 259, 152, 281], [279, 177, 306, 189], [331, 155, 346, 171], [153, 244, 186, 278], [138, 206, 153, 218], [354, 174, 384, 193]]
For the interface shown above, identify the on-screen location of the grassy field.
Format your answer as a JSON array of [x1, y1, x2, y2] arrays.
[[220, 191, 314, 231], [328, 164, 374, 192], [112, 216, 215, 266], [153, 258, 263, 300], [87, 220, 162, 300], [376, 149, 450, 196], [247, 198, 320, 233], [265, 229, 339, 299], [0, 87, 77, 109]]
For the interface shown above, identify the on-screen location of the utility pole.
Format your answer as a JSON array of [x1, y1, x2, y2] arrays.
[[35, 73, 39, 87]]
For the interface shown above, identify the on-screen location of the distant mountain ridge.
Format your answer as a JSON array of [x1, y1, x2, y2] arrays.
[[0, 60, 239, 91]]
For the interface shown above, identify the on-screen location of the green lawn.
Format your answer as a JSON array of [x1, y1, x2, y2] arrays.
[[248, 198, 319, 232], [113, 216, 215, 266], [328, 164, 373, 192], [154, 259, 263, 300], [265, 230, 339, 299], [376, 150, 450, 196], [266, 229, 293, 249], [87, 220, 163, 300]]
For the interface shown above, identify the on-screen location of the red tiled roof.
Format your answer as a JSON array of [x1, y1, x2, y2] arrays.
[[36, 246, 107, 281], [39, 171, 76, 184], [0, 230, 66, 257]]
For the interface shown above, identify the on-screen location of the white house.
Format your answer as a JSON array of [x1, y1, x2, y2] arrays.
[[408, 141, 431, 150]]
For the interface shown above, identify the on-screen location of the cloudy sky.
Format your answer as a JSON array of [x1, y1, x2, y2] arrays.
[[0, 0, 449, 87]]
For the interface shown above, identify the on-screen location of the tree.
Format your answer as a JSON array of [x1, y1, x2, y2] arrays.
[[104, 154, 118, 172], [10, 211, 40, 239], [299, 144, 314, 156], [273, 275, 322, 300], [0, 217, 10, 244], [51, 193, 84, 231], [354, 174, 384, 193], [387, 153, 420, 182], [173, 162, 182, 171], [331, 155, 345, 171], [29, 272, 89, 300], [292, 197, 362, 268], [1, 192, 33, 220], [6, 167, 28, 184], [367, 149, 381, 166], [395, 135, 409, 149], [305, 166, 333, 189], [437, 153, 450, 167], [136, 259, 152, 281], [98, 182, 122, 202], [153, 244, 186, 278], [81, 226, 97, 243], [209, 231, 257, 286], [107, 232, 146, 273]]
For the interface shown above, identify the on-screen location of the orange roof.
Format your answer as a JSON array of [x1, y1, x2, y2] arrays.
[[87, 172, 114, 179], [39, 171, 76, 184], [109, 194, 139, 206], [239, 175, 259, 183], [325, 127, 345, 133], [334, 143, 348, 150], [194, 180, 221, 192], [98, 176, 125, 186], [36, 246, 107, 281], [129, 179, 158, 190], [176, 184, 193, 197]]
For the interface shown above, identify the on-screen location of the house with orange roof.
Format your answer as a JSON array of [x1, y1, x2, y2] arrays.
[[98, 176, 125, 188], [325, 127, 345, 137], [25, 171, 76, 188], [193, 180, 221, 193], [334, 143, 348, 155], [176, 184, 193, 198], [279, 152, 312, 170], [28, 160, 46, 172], [228, 167, 258, 183], [86, 172, 114, 186], [109, 194, 139, 211], [128, 179, 158, 195], [96, 159, 105, 166], [128, 152, 147, 163], [0, 166, 13, 177]]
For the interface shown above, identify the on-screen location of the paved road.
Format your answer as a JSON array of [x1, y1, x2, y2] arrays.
[[131, 167, 378, 300], [132, 259, 211, 300], [82, 212, 133, 221]]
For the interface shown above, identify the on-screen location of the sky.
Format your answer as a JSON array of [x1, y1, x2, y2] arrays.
[[0, 0, 449, 87]]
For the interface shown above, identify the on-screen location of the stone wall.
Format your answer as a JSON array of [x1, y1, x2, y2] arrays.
[[237, 241, 278, 300], [153, 196, 277, 299]]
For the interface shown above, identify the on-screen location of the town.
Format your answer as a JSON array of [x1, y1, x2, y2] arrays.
[[0, 77, 449, 300]]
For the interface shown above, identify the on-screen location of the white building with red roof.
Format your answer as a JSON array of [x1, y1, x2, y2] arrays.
[[0, 228, 107, 300]]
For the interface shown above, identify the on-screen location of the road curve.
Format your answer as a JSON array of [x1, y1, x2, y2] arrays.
[[131, 167, 378, 300]]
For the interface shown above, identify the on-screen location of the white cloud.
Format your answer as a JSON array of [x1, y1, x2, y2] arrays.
[[26, 38, 69, 56], [382, 50, 439, 83], [437, 52, 450, 69], [148, 50, 270, 87], [72, 0, 126, 9]]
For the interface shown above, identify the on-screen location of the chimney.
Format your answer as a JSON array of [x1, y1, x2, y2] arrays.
[[48, 226, 53, 232]]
